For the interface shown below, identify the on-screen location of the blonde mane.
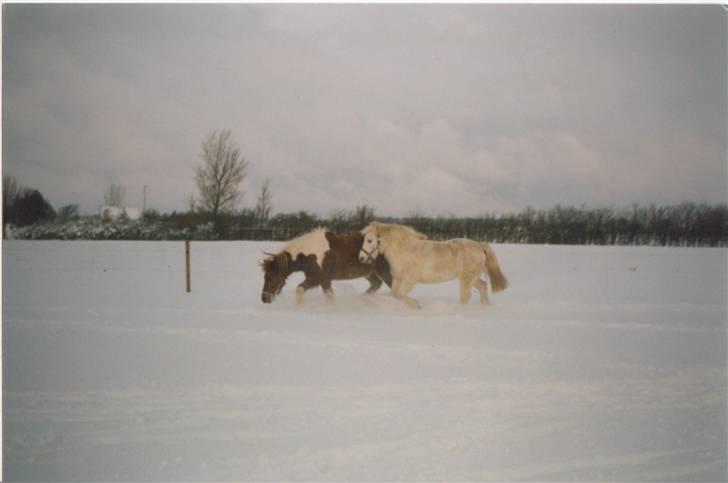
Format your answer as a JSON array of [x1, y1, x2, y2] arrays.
[[363, 222, 427, 243]]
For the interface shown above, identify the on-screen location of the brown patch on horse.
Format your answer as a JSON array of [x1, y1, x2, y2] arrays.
[[325, 231, 364, 260], [323, 231, 392, 284]]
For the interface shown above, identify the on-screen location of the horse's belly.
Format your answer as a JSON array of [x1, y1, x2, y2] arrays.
[[330, 266, 371, 280], [418, 266, 458, 284], [420, 273, 458, 284]]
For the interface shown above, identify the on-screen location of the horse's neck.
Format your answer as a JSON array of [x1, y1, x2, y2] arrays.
[[334, 243, 358, 261], [381, 236, 418, 267], [386, 235, 419, 251]]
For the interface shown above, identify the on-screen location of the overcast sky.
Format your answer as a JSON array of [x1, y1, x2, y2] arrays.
[[3, 4, 726, 216]]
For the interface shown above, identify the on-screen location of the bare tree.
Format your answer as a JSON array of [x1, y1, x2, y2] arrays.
[[254, 179, 273, 225], [104, 184, 125, 207], [195, 129, 248, 217], [57, 204, 80, 222], [3, 175, 21, 205], [351, 204, 376, 230]]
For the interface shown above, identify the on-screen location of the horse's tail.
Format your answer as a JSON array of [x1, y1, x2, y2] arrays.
[[481, 242, 508, 292]]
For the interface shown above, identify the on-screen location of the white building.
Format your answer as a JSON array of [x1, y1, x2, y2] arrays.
[[100, 206, 142, 221]]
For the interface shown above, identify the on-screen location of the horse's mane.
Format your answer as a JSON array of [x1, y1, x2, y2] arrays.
[[260, 256, 279, 273], [364, 222, 427, 241]]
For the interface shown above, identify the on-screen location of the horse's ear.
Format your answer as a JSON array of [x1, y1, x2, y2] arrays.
[[325, 231, 336, 244]]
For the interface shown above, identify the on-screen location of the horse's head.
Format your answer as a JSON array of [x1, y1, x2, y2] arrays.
[[359, 222, 428, 263], [260, 251, 291, 303], [359, 223, 381, 264]]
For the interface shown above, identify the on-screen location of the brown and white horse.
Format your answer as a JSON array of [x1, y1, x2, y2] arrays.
[[359, 222, 508, 308], [260, 228, 392, 304]]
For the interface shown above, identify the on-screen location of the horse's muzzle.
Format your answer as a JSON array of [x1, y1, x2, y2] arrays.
[[261, 292, 274, 304], [359, 247, 377, 264]]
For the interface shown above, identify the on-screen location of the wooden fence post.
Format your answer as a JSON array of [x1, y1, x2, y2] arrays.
[[185, 240, 191, 293]]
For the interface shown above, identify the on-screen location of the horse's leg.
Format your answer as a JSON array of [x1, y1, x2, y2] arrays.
[[297, 256, 325, 304], [393, 278, 421, 309], [391, 277, 402, 297], [296, 277, 320, 304], [460, 269, 485, 304], [364, 272, 383, 295], [380, 269, 393, 289], [459, 273, 477, 304], [373, 257, 393, 288], [474, 278, 491, 305], [320, 278, 334, 303]]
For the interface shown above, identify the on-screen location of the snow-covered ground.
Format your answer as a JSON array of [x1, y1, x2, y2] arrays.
[[3, 241, 726, 481]]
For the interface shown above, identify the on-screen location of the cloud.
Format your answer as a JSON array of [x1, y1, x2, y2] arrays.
[[3, 4, 725, 217]]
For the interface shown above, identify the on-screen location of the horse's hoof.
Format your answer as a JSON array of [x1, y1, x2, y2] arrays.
[[406, 300, 422, 309]]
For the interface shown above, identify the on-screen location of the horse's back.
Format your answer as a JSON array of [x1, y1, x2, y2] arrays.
[[283, 228, 329, 268], [326, 233, 363, 256], [446, 238, 483, 250], [414, 237, 481, 253]]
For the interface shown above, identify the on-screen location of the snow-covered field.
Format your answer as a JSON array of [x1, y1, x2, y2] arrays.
[[3, 240, 726, 481]]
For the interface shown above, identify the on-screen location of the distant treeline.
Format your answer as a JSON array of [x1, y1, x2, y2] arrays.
[[398, 204, 728, 246], [269, 203, 728, 247], [9, 203, 727, 247]]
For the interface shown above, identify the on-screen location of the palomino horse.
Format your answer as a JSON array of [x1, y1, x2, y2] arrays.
[[359, 222, 508, 308], [260, 228, 392, 304]]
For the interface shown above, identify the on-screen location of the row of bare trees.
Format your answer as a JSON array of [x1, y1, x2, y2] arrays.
[[396, 203, 728, 247], [189, 130, 727, 246], [6, 128, 726, 246]]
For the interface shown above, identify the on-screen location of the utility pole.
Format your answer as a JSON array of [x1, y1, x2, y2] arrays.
[[143, 185, 147, 213]]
